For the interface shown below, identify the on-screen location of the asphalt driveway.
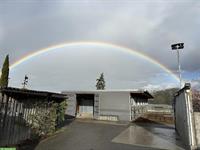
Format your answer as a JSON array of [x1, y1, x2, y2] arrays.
[[35, 119, 184, 150]]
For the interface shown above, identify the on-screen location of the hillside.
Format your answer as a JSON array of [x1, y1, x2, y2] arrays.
[[149, 88, 179, 105]]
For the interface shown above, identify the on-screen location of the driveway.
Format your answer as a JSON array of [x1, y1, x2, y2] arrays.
[[35, 119, 185, 150]]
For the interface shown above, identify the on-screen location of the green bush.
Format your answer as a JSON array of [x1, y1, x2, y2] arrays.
[[28, 100, 67, 137], [29, 102, 57, 137]]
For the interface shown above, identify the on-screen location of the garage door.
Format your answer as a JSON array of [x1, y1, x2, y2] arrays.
[[79, 99, 93, 114]]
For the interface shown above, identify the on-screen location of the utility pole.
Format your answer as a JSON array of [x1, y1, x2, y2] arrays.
[[171, 43, 184, 88]]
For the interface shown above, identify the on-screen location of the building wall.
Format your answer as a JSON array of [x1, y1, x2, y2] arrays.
[[65, 93, 77, 117], [99, 92, 130, 121], [63, 91, 150, 122]]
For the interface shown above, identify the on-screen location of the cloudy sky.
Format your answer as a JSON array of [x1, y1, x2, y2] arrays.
[[0, 0, 200, 92]]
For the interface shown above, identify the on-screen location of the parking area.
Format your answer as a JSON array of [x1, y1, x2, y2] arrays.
[[35, 119, 185, 150]]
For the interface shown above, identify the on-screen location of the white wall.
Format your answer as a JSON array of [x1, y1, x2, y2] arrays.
[[99, 92, 130, 121], [65, 93, 76, 117]]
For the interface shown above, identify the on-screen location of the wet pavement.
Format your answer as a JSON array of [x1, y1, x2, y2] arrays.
[[112, 123, 185, 150], [35, 119, 185, 150]]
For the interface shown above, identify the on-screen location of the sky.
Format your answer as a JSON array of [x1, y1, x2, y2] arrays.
[[0, 0, 200, 92]]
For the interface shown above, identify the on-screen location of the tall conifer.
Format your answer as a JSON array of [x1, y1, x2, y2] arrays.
[[96, 73, 105, 90], [0, 55, 9, 87]]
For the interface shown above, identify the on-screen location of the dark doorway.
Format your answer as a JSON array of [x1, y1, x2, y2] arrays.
[[76, 94, 94, 118]]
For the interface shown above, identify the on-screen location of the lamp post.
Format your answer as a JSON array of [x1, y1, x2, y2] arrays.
[[171, 43, 184, 88]]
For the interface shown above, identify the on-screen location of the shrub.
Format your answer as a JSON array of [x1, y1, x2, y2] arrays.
[[57, 100, 67, 126], [28, 100, 68, 137], [29, 102, 57, 137]]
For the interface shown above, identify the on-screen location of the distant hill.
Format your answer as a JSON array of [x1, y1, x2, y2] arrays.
[[149, 88, 179, 105], [192, 89, 200, 112]]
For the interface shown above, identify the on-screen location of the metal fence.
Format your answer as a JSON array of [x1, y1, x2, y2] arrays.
[[131, 105, 147, 121], [0, 91, 66, 146], [0, 94, 32, 146], [0, 94, 55, 146], [147, 104, 173, 113]]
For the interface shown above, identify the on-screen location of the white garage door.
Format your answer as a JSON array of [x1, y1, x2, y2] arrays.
[[79, 99, 93, 114]]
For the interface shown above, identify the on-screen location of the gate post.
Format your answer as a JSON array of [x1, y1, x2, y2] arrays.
[[174, 83, 197, 150]]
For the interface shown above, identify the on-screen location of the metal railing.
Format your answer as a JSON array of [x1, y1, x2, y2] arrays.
[[147, 104, 173, 113], [131, 105, 147, 121]]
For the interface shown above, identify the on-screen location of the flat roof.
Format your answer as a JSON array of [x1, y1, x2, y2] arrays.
[[62, 89, 153, 99], [62, 89, 139, 93]]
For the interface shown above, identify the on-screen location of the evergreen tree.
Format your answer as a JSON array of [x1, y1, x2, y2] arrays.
[[0, 55, 9, 87], [96, 73, 105, 90]]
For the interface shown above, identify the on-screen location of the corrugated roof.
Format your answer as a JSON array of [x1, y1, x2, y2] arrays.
[[1, 87, 67, 99], [131, 91, 153, 99]]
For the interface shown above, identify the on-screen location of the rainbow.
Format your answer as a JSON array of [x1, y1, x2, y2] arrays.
[[9, 41, 179, 81]]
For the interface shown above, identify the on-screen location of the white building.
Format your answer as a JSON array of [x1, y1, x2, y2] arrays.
[[62, 90, 153, 121]]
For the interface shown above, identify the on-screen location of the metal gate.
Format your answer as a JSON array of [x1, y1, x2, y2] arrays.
[[174, 84, 197, 150]]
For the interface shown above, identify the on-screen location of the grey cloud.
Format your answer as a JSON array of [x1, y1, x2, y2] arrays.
[[1, 1, 199, 71], [141, 2, 200, 71], [0, 0, 199, 90]]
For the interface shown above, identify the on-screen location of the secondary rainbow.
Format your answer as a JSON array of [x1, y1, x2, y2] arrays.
[[9, 41, 179, 81]]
